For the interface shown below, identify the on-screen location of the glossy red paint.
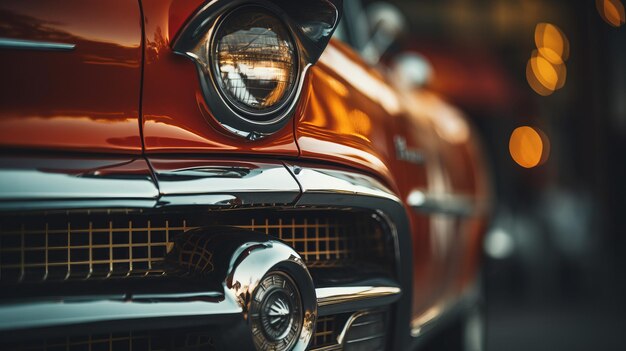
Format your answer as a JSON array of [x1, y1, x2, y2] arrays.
[[296, 41, 398, 186], [297, 39, 490, 324], [140, 0, 299, 156], [0, 0, 143, 153]]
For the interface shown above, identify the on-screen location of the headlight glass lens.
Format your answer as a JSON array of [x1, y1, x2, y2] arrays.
[[212, 7, 297, 116]]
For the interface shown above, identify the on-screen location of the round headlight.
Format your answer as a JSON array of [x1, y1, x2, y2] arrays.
[[212, 7, 298, 119]]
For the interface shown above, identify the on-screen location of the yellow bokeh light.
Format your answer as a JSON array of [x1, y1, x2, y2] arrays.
[[509, 126, 548, 168], [596, 0, 626, 27], [535, 23, 570, 64]]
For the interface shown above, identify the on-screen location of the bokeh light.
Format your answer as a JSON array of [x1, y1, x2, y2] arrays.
[[526, 59, 553, 96], [509, 126, 549, 168], [526, 50, 566, 96], [527, 23, 568, 96], [596, 0, 626, 27], [535, 23, 570, 64]]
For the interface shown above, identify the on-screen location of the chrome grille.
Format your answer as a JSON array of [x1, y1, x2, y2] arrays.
[[0, 209, 390, 284], [3, 330, 214, 351], [311, 315, 339, 348], [0, 211, 179, 283], [243, 214, 385, 265]]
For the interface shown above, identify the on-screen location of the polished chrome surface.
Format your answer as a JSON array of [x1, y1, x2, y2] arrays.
[[288, 165, 400, 203], [250, 271, 302, 350], [0, 37, 75, 51], [407, 189, 475, 217], [0, 291, 239, 332], [316, 285, 401, 307], [222, 237, 316, 351], [150, 160, 300, 206], [316, 281, 401, 317], [0, 170, 157, 199], [0, 157, 158, 208]]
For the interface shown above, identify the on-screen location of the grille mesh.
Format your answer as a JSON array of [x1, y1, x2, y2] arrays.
[[311, 315, 339, 348], [0, 209, 389, 284]]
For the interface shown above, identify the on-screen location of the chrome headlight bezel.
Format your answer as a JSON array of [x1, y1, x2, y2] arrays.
[[172, 0, 342, 139]]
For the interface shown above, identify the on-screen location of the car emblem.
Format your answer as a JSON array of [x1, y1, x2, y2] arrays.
[[250, 271, 303, 350], [394, 136, 425, 165]]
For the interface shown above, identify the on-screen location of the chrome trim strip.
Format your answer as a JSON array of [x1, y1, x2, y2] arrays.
[[287, 165, 401, 203], [407, 189, 476, 217], [0, 199, 157, 211], [0, 38, 75, 51], [0, 157, 159, 210], [0, 292, 240, 332], [316, 286, 401, 307], [0, 168, 157, 199], [316, 284, 401, 316], [151, 159, 301, 207], [345, 333, 385, 344]]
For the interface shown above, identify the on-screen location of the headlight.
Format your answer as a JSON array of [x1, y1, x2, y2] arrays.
[[211, 7, 298, 119], [172, 0, 342, 138]]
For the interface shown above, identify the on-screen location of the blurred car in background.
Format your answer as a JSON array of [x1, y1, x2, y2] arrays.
[[0, 0, 490, 350]]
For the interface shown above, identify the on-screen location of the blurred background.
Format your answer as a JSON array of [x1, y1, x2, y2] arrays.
[[338, 0, 626, 350]]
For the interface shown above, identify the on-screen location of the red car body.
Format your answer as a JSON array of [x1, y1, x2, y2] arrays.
[[0, 1, 490, 350]]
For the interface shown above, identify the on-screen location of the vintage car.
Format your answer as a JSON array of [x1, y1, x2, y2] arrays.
[[0, 0, 490, 350]]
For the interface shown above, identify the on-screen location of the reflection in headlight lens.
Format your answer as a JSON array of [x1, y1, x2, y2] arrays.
[[213, 8, 297, 116]]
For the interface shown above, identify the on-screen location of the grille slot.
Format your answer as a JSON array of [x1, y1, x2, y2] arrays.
[[344, 311, 388, 351], [0, 209, 391, 285]]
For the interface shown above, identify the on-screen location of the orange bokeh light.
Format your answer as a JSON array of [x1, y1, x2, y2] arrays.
[[526, 50, 566, 96], [535, 23, 570, 64], [596, 0, 626, 27], [527, 23, 568, 96], [509, 126, 549, 168]]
